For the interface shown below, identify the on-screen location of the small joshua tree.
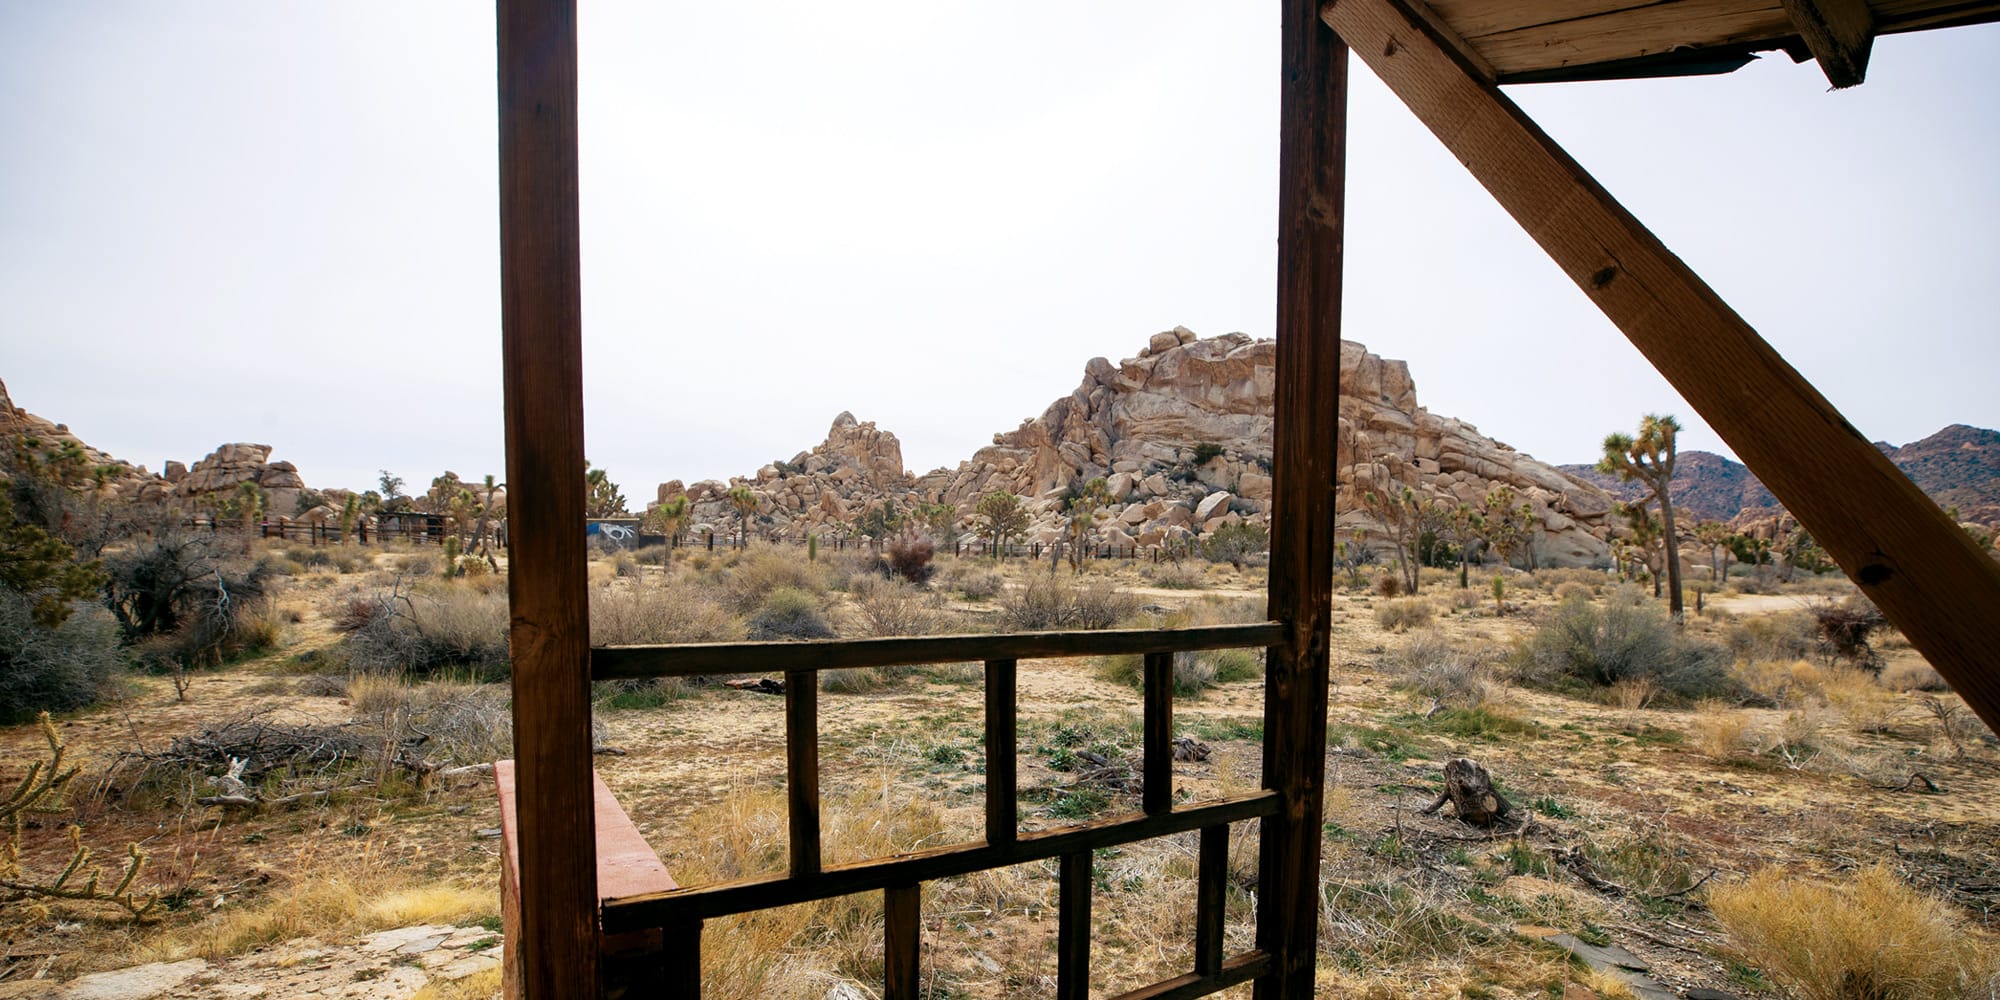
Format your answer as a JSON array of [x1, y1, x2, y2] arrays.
[[1600, 414, 1684, 619], [726, 487, 758, 549], [975, 492, 1030, 560]]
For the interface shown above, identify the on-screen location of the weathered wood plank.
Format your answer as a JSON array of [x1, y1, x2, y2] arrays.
[[594, 623, 1285, 679], [663, 921, 701, 998], [496, 0, 597, 996], [1143, 652, 1174, 816], [1058, 851, 1093, 1000], [1106, 952, 1272, 1000], [884, 884, 920, 1000], [1258, 5, 1346, 999], [985, 659, 1018, 848], [1777, 0, 1875, 86], [1322, 0, 2000, 736], [602, 792, 1281, 930], [1472, 0, 1794, 79], [787, 670, 820, 878], [1195, 824, 1228, 977]]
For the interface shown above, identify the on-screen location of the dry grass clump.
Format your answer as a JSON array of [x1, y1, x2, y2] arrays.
[[1552, 581, 1594, 604], [721, 546, 831, 613], [943, 563, 1005, 601], [1385, 628, 1491, 710], [997, 575, 1138, 631], [1880, 660, 1950, 692], [1373, 597, 1434, 633], [1711, 865, 1998, 1000], [589, 583, 740, 646], [1690, 701, 1753, 760], [1143, 562, 1208, 590], [747, 587, 836, 640], [847, 578, 943, 637], [1725, 609, 1817, 664]]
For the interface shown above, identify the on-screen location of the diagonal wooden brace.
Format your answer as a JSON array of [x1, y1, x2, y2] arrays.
[[1320, 0, 2000, 735]]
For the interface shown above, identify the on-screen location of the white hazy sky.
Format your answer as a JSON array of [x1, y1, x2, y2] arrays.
[[3, 3, 1996, 498]]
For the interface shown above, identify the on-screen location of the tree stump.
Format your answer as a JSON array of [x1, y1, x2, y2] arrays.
[[1422, 757, 1515, 826]]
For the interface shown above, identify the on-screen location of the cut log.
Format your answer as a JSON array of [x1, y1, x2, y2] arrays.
[[1421, 757, 1514, 826]]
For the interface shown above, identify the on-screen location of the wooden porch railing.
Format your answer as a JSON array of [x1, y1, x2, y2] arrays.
[[591, 621, 1287, 999]]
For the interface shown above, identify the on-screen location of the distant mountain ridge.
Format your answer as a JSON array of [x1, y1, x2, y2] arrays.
[[1559, 424, 2000, 526]]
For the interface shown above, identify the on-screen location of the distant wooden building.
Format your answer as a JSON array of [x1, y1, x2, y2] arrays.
[[491, 2, 2000, 997]]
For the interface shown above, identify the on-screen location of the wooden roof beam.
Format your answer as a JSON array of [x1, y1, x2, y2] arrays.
[[1778, 0, 1877, 87], [1320, 0, 2000, 734]]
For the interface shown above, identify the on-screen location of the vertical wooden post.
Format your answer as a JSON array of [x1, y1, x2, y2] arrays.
[[1142, 651, 1174, 815], [787, 669, 821, 877], [1258, 2, 1346, 995], [984, 659, 1018, 847], [884, 883, 921, 999], [1195, 823, 1228, 977], [1057, 851, 1093, 1000], [497, 0, 598, 997]]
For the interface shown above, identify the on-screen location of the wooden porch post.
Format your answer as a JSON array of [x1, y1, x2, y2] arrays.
[[1323, 0, 2000, 736], [1258, 2, 1347, 995], [498, 0, 599, 997]]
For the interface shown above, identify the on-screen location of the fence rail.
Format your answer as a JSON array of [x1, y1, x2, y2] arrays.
[[593, 621, 1285, 999]]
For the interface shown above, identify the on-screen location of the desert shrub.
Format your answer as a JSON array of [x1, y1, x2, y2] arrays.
[[746, 587, 834, 641], [1097, 647, 1262, 697], [589, 585, 739, 646], [1552, 581, 1593, 604], [819, 667, 886, 694], [851, 579, 941, 637], [1690, 702, 1752, 759], [724, 547, 830, 613], [1711, 865, 1998, 1000], [1374, 574, 1402, 598], [0, 593, 127, 721], [998, 576, 1139, 632], [1514, 593, 1734, 703], [103, 536, 276, 666], [1144, 562, 1206, 590], [1809, 598, 1886, 671], [884, 533, 935, 585], [609, 550, 640, 578], [1880, 660, 1950, 693], [1373, 598, 1434, 633], [949, 566, 1005, 601], [395, 554, 436, 577], [341, 586, 510, 676], [296, 672, 350, 697], [1385, 628, 1488, 710], [1725, 610, 1816, 664], [1202, 521, 1268, 569], [1443, 586, 1482, 611]]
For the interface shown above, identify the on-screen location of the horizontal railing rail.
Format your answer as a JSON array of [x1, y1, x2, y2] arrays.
[[591, 621, 1285, 679]]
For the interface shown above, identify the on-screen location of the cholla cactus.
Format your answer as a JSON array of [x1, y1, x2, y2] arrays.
[[1, 713, 155, 918]]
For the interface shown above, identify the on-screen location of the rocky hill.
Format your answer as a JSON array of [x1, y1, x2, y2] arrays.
[[0, 377, 320, 517], [1561, 424, 2000, 528], [660, 329, 1620, 565]]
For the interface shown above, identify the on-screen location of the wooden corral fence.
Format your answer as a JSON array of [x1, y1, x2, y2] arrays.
[[591, 623, 1289, 996]]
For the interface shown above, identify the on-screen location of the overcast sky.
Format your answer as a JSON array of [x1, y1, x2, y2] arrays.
[[3, 3, 1995, 499]]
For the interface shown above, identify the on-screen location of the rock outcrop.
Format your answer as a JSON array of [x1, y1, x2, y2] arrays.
[[653, 329, 1619, 565], [173, 443, 315, 518], [0, 377, 167, 504]]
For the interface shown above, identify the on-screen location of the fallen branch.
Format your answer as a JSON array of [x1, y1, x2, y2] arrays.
[[1874, 773, 1943, 794]]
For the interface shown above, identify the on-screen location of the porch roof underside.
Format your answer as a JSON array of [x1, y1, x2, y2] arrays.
[[1416, 0, 2000, 83]]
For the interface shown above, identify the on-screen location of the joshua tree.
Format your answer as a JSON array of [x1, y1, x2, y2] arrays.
[[584, 462, 627, 518], [473, 475, 501, 555], [1062, 477, 1113, 572], [975, 491, 1030, 560], [726, 487, 758, 549], [1357, 485, 1425, 595], [1693, 519, 1732, 584], [1478, 486, 1538, 571], [1600, 414, 1684, 618], [645, 495, 691, 548]]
